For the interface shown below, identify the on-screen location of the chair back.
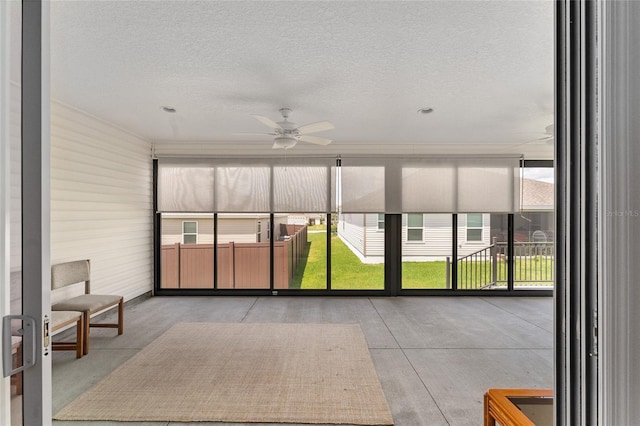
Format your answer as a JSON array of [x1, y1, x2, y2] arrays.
[[51, 259, 91, 293]]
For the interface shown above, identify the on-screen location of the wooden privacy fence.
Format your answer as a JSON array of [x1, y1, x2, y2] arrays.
[[161, 226, 308, 289]]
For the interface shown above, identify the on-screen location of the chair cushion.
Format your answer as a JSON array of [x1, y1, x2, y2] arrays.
[[51, 311, 83, 332], [52, 294, 122, 314]]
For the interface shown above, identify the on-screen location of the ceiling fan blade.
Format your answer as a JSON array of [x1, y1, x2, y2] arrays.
[[296, 121, 334, 134], [232, 132, 277, 136], [298, 135, 333, 146], [252, 115, 281, 130]]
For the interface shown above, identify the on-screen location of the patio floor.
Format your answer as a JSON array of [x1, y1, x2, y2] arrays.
[[50, 295, 553, 426]]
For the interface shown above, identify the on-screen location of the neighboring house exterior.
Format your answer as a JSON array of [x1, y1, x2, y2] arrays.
[[339, 178, 554, 263], [338, 213, 490, 263], [161, 213, 290, 245]]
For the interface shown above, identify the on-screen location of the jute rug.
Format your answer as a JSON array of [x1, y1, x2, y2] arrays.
[[54, 322, 394, 425]]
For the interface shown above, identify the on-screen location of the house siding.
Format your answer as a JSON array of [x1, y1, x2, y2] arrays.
[[217, 218, 262, 243], [402, 214, 453, 257], [338, 213, 366, 255], [50, 101, 153, 303], [364, 214, 384, 257], [339, 213, 492, 260]]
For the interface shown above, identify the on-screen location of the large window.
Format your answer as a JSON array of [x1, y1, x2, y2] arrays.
[[402, 214, 452, 289], [155, 157, 544, 293], [161, 215, 214, 289]]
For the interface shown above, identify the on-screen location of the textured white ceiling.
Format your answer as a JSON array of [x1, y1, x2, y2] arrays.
[[47, 1, 554, 158]]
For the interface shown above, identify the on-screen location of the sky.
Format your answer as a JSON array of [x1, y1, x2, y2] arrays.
[[524, 167, 554, 183]]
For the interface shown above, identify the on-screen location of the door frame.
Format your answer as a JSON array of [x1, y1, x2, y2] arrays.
[[1, 1, 52, 425]]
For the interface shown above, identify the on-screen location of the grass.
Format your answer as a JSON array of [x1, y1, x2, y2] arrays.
[[290, 231, 554, 290], [292, 232, 446, 290]]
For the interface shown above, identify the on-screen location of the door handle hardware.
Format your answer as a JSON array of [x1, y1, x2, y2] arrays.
[[2, 315, 37, 378]]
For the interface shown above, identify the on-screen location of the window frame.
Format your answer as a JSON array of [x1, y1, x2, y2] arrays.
[[377, 213, 385, 231]]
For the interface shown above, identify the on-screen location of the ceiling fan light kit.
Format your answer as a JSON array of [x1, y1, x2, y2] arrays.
[[236, 108, 334, 150]]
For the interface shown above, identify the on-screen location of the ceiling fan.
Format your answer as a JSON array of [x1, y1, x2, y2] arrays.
[[234, 108, 334, 149], [522, 124, 554, 145]]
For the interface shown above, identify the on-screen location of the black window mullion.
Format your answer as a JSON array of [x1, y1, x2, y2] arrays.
[[327, 213, 332, 290], [452, 214, 458, 290], [385, 214, 401, 296], [213, 213, 218, 289], [270, 213, 274, 291], [508, 214, 515, 291]]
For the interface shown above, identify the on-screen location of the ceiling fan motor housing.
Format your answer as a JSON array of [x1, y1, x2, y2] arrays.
[[274, 135, 298, 149]]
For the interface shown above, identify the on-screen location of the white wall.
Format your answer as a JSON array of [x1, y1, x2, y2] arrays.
[[49, 101, 153, 303]]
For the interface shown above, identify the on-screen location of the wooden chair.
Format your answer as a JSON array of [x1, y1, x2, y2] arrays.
[[51, 310, 85, 359], [51, 259, 123, 355]]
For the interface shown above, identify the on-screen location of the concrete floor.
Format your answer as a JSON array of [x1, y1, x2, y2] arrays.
[[49, 296, 553, 426]]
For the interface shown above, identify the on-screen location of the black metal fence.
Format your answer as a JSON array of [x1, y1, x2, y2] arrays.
[[447, 238, 554, 289]]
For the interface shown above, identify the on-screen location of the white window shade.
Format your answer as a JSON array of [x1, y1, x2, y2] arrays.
[[158, 161, 214, 212], [400, 157, 520, 213], [402, 164, 456, 212], [340, 165, 385, 213], [456, 158, 520, 213], [273, 166, 329, 212], [215, 166, 270, 212]]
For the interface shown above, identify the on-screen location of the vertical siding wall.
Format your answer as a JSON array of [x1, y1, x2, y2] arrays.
[[50, 101, 153, 303]]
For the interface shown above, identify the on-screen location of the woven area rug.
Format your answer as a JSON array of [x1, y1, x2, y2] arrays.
[[54, 322, 394, 425]]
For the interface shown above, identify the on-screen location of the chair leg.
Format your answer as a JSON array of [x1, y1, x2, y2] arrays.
[[118, 298, 124, 335], [83, 312, 90, 356], [76, 315, 84, 359]]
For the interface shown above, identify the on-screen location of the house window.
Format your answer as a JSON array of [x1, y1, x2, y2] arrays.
[[182, 221, 197, 244], [267, 220, 271, 241], [257, 221, 261, 242], [466, 214, 483, 241], [377, 214, 385, 231], [407, 214, 423, 241]]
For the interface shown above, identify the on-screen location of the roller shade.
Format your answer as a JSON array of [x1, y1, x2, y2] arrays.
[[273, 164, 330, 212], [157, 160, 214, 212], [158, 157, 333, 213], [340, 160, 385, 213], [400, 157, 520, 213], [215, 165, 270, 212], [157, 156, 520, 214], [457, 158, 520, 213]]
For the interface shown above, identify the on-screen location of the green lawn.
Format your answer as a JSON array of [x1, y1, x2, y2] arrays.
[[290, 232, 554, 290]]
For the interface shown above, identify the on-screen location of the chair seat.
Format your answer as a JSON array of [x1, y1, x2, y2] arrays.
[[52, 294, 122, 313], [51, 310, 83, 332]]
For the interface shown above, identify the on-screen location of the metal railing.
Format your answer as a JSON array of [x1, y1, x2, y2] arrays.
[[447, 238, 555, 289], [495, 241, 554, 286]]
